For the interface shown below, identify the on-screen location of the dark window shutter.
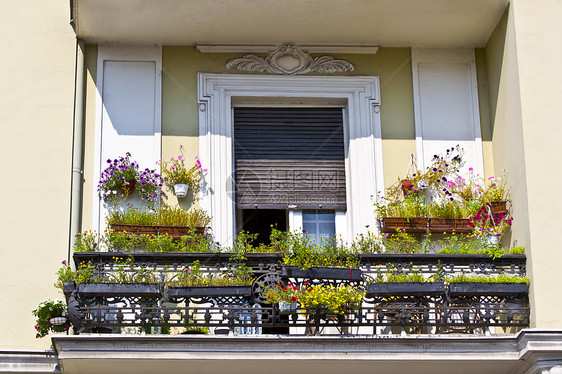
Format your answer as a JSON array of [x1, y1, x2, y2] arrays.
[[233, 108, 346, 210]]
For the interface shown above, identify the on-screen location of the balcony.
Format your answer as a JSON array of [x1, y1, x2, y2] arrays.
[[66, 251, 528, 335]]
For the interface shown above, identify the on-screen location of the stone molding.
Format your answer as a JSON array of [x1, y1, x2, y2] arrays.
[[225, 44, 355, 75]]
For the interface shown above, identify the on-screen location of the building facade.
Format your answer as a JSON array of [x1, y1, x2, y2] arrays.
[[1, 0, 562, 373]]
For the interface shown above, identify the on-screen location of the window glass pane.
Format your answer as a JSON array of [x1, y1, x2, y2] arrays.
[[302, 210, 336, 243]]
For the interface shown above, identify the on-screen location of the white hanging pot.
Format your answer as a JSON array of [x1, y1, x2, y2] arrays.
[[174, 183, 189, 198], [486, 235, 500, 246], [49, 316, 67, 326]]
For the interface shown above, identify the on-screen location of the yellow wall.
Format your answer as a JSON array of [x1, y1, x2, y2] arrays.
[[509, 0, 562, 328], [0, 1, 77, 348]]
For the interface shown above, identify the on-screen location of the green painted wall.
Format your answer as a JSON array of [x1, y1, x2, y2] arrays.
[[161, 46, 416, 189]]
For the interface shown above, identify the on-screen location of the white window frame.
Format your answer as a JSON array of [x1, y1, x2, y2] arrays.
[[198, 74, 383, 248]]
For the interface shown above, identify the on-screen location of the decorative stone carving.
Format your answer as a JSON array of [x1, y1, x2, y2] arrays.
[[226, 44, 355, 75]]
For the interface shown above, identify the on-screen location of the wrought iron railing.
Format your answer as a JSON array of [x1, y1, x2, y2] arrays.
[[67, 252, 529, 335]]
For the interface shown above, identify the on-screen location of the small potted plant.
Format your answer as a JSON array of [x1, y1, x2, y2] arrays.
[[447, 272, 529, 297], [298, 284, 365, 317], [136, 167, 165, 209], [32, 299, 69, 338], [159, 150, 207, 198], [98, 153, 139, 205], [262, 281, 300, 314], [467, 204, 513, 246], [167, 261, 253, 299]]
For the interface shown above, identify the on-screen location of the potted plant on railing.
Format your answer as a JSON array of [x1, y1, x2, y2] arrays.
[[467, 204, 513, 247], [159, 149, 207, 199], [365, 267, 445, 297], [298, 284, 365, 322], [166, 260, 253, 299], [74, 258, 161, 297], [281, 232, 362, 281], [106, 205, 211, 240], [98, 153, 140, 205], [447, 272, 529, 297], [262, 281, 300, 314], [32, 299, 69, 338]]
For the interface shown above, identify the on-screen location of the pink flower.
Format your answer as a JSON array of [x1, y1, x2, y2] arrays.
[[469, 167, 473, 172], [178, 155, 183, 160]]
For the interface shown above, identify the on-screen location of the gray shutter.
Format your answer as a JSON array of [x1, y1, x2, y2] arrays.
[[234, 108, 346, 209]]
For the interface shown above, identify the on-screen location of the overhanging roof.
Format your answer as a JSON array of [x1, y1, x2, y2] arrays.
[[72, 0, 509, 48]]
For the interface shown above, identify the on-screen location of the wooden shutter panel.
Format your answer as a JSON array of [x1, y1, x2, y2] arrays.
[[234, 108, 346, 210]]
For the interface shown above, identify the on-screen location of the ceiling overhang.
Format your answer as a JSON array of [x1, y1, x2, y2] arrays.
[[72, 0, 509, 48]]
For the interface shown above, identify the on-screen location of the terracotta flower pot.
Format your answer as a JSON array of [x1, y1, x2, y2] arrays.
[[120, 180, 136, 195]]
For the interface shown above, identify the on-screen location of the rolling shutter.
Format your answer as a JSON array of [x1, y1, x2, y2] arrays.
[[233, 108, 346, 210]]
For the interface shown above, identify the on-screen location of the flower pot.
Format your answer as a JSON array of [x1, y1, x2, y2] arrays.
[[108, 224, 207, 239], [120, 180, 136, 195], [486, 235, 500, 246], [49, 316, 67, 326], [366, 282, 445, 297], [281, 266, 362, 281], [489, 201, 508, 215], [77, 283, 161, 297], [401, 179, 414, 194], [167, 285, 252, 298], [429, 218, 471, 233], [174, 183, 189, 198], [278, 301, 298, 314], [448, 282, 528, 297], [51, 324, 68, 333], [379, 217, 429, 233]]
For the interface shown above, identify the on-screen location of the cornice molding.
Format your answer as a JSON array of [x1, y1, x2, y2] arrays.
[[196, 43, 379, 54]]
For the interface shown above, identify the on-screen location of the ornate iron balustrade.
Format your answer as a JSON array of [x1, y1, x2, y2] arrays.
[[67, 252, 529, 335]]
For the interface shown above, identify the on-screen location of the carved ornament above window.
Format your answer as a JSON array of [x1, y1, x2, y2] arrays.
[[225, 44, 355, 75]]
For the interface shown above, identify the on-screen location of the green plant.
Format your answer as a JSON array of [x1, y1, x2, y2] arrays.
[[54, 260, 75, 290], [110, 257, 158, 283], [73, 230, 99, 252], [298, 284, 365, 315], [32, 299, 68, 338], [509, 246, 525, 255], [107, 205, 211, 227], [350, 230, 384, 254], [145, 234, 178, 252], [282, 233, 359, 269], [447, 272, 529, 284], [159, 150, 207, 191], [436, 233, 482, 254], [75, 262, 97, 284], [382, 231, 424, 254], [105, 230, 144, 252], [168, 260, 254, 287]]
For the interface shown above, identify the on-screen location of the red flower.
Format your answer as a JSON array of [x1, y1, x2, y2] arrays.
[[293, 286, 297, 291], [304, 280, 309, 285], [288, 282, 292, 287], [267, 295, 271, 299], [282, 287, 287, 291], [291, 296, 297, 302], [276, 282, 281, 286]]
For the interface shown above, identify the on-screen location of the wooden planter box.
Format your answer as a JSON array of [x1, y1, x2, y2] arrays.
[[366, 282, 445, 297], [429, 218, 471, 233], [77, 283, 161, 297], [167, 285, 252, 298], [109, 224, 206, 239], [379, 217, 429, 233], [490, 201, 508, 215], [281, 265, 363, 281], [448, 282, 528, 297]]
